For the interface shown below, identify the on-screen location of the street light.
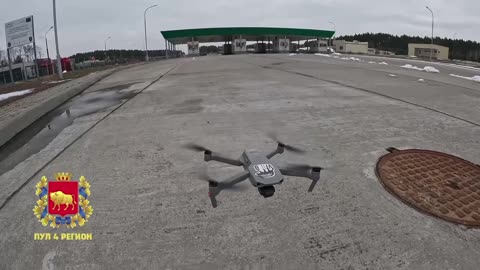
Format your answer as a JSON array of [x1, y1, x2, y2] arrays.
[[328, 21, 336, 49], [45, 26, 53, 75], [52, 0, 63, 79], [104, 36, 111, 51], [425, 6, 434, 61], [144, 4, 158, 62], [328, 21, 336, 32], [105, 36, 111, 63], [452, 33, 458, 60]]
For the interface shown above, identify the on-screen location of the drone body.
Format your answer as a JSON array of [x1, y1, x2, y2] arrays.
[[242, 150, 283, 187], [186, 139, 322, 208]]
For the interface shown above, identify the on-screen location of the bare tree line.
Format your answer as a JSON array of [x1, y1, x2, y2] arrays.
[[0, 45, 43, 67]]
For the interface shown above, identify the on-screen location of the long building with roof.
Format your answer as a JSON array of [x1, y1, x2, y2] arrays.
[[160, 27, 335, 55]]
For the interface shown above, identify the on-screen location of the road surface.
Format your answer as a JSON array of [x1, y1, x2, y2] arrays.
[[1, 54, 480, 269]]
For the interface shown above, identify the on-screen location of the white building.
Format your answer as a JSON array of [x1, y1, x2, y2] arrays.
[[333, 40, 369, 54], [0, 61, 37, 84], [408, 43, 449, 59], [309, 39, 329, 53]]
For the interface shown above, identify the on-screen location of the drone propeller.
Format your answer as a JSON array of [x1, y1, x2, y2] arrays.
[[183, 143, 211, 153], [283, 163, 322, 172], [198, 169, 246, 192], [267, 132, 306, 153]]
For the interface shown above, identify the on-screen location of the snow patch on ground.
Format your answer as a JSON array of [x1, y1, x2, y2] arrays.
[[401, 64, 440, 73], [418, 78, 425, 82], [288, 53, 296, 56], [368, 61, 376, 64], [332, 52, 342, 56], [378, 62, 388, 65], [424, 66, 440, 73], [0, 89, 34, 101], [388, 74, 397, 77], [340, 57, 361, 61], [315, 53, 330, 57], [450, 74, 480, 82], [401, 64, 423, 71]]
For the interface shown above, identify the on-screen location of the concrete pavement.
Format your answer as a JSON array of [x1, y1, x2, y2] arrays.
[[0, 54, 480, 269]]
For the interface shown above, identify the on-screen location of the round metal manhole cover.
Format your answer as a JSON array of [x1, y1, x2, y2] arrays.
[[376, 148, 480, 226]]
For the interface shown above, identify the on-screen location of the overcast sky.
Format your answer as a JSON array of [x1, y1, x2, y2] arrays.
[[0, 0, 478, 56]]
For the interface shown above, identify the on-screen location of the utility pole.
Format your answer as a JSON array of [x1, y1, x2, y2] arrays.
[[328, 21, 336, 49], [426, 6, 434, 61], [31, 16, 40, 78], [144, 5, 158, 62], [45, 26, 53, 75], [7, 48, 14, 84], [104, 36, 111, 63], [53, 0, 63, 79]]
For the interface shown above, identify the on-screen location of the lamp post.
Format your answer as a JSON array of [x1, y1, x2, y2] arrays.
[[452, 32, 458, 60], [425, 6, 434, 61], [52, 0, 63, 79], [45, 26, 53, 75], [328, 21, 336, 49], [144, 5, 158, 62], [104, 36, 111, 63]]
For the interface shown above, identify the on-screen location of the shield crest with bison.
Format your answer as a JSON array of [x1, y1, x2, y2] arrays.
[[33, 173, 94, 228]]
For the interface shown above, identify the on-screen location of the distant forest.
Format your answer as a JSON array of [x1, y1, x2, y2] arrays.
[[70, 49, 183, 62], [69, 33, 480, 63], [336, 33, 480, 61]]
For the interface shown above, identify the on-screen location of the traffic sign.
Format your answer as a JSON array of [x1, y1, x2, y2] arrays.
[[5, 16, 34, 48]]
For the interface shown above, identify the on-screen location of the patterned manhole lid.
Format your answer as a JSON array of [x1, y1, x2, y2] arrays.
[[376, 148, 480, 226]]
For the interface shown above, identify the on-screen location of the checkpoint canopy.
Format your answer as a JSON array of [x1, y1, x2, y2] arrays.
[[160, 27, 335, 44]]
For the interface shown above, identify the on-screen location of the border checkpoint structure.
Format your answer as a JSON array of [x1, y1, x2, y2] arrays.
[[161, 27, 335, 56]]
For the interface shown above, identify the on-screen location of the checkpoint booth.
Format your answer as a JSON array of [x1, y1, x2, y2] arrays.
[[161, 27, 335, 56]]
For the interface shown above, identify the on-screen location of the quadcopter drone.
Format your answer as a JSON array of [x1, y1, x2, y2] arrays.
[[184, 134, 322, 208]]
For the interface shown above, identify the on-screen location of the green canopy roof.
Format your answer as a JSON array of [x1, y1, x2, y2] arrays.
[[161, 27, 335, 44]]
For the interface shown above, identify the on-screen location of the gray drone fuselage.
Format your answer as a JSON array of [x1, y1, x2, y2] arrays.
[[241, 149, 284, 187]]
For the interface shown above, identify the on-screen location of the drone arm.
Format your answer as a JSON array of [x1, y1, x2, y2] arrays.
[[265, 144, 285, 159], [208, 170, 250, 208], [279, 166, 322, 192], [221, 170, 251, 188], [279, 167, 311, 178], [205, 151, 243, 166]]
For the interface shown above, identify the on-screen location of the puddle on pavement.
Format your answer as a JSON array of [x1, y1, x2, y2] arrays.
[[0, 83, 139, 177]]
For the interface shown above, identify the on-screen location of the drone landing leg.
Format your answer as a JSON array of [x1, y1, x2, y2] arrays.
[[279, 166, 322, 192], [208, 182, 220, 208], [308, 179, 318, 192], [207, 171, 250, 208], [209, 194, 218, 208]]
